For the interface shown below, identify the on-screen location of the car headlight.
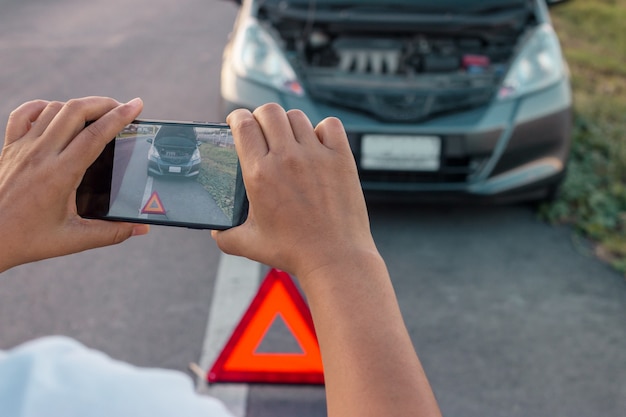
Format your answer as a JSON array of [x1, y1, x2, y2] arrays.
[[231, 18, 304, 96], [148, 146, 159, 161], [190, 148, 201, 164], [498, 24, 567, 100]]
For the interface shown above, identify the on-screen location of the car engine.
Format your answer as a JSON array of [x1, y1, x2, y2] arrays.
[[259, 0, 536, 122]]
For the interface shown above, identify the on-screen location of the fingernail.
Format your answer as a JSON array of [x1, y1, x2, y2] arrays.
[[127, 97, 143, 109], [132, 224, 150, 236]]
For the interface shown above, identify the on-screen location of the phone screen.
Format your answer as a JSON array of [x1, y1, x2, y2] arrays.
[[77, 120, 247, 230]]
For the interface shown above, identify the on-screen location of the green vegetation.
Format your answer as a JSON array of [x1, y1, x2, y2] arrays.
[[541, 0, 626, 273], [197, 144, 238, 219]]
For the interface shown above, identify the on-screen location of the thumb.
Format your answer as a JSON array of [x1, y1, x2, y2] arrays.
[[211, 224, 254, 258]]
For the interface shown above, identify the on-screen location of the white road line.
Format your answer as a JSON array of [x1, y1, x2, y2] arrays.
[[196, 253, 262, 417], [138, 175, 153, 219]]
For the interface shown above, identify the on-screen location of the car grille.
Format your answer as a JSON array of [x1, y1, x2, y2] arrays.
[[309, 85, 495, 123], [158, 148, 191, 164]]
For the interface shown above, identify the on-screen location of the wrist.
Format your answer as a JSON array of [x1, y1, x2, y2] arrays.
[[295, 246, 387, 296], [0, 222, 21, 273]]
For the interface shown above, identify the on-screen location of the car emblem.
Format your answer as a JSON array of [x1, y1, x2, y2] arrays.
[[400, 94, 419, 107], [373, 93, 429, 121]]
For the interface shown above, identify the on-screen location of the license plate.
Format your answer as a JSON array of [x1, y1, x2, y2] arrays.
[[168, 166, 182, 173], [361, 134, 441, 171]]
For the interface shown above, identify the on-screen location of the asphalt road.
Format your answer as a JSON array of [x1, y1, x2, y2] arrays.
[[0, 1, 625, 416], [0, 0, 235, 374]]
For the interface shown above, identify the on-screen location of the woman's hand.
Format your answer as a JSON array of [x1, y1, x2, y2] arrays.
[[0, 96, 150, 272], [212, 103, 377, 279], [213, 104, 442, 417]]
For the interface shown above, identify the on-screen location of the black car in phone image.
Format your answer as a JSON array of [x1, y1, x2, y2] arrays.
[[146, 124, 202, 178], [78, 120, 248, 230]]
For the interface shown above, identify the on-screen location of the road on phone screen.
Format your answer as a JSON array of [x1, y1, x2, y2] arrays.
[[0, 1, 624, 417], [109, 135, 229, 225]]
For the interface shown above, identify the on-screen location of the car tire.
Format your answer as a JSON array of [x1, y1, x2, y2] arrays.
[[527, 183, 561, 210]]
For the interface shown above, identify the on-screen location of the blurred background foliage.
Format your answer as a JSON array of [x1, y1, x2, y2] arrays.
[[543, 0, 626, 273]]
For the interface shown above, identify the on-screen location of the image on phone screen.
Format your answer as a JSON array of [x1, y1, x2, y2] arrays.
[[78, 121, 247, 230]]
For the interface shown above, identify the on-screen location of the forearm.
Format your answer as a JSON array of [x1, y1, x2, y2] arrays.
[[298, 249, 442, 417], [215, 106, 441, 416]]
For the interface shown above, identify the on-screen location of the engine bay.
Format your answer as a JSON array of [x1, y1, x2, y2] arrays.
[[258, 0, 537, 122]]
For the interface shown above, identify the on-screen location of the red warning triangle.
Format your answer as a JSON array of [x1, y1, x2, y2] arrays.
[[208, 268, 324, 384], [141, 191, 166, 215]]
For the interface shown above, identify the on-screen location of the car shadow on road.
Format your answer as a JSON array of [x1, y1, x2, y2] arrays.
[[365, 198, 540, 233]]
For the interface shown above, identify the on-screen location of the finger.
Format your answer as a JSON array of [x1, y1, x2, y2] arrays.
[[227, 108, 269, 166], [66, 219, 150, 254], [252, 103, 295, 154], [286, 109, 318, 146], [62, 98, 143, 173], [27, 101, 65, 138], [41, 96, 124, 152], [314, 117, 351, 152], [4, 100, 49, 145]]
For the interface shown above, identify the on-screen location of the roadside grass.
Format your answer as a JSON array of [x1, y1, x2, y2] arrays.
[[542, 0, 626, 273], [197, 144, 238, 219]]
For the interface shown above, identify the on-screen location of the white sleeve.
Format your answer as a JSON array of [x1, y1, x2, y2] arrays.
[[0, 336, 234, 417]]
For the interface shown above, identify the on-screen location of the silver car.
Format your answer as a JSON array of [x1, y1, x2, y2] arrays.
[[221, 0, 572, 202]]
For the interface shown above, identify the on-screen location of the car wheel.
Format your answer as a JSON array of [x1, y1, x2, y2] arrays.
[[527, 183, 561, 210]]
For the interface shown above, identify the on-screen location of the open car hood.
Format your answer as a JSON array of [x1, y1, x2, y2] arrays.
[[256, 0, 536, 122], [262, 0, 531, 13]]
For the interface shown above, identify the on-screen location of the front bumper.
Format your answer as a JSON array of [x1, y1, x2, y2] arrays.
[[353, 105, 571, 198], [148, 160, 201, 178], [222, 66, 572, 202]]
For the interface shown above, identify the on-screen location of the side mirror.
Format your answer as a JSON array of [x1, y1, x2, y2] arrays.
[[147, 138, 153, 144]]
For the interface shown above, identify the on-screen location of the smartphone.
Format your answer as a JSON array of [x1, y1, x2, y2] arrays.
[[77, 119, 248, 230]]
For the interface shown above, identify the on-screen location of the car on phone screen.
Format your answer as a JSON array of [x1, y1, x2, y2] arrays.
[[147, 125, 202, 178], [220, 0, 572, 202]]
